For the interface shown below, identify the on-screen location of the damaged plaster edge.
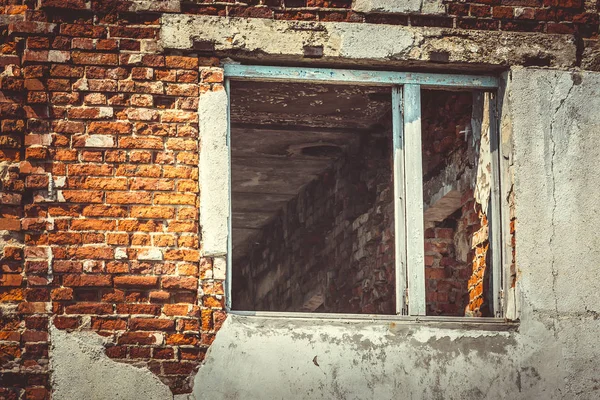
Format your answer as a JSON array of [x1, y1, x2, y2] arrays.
[[49, 324, 175, 400], [352, 0, 445, 15], [160, 14, 577, 68], [198, 88, 229, 257]]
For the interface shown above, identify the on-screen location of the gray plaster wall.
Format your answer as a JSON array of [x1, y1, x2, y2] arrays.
[[185, 67, 600, 399], [50, 326, 173, 400]]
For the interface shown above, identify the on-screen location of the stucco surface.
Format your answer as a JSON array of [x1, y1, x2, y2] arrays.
[[49, 325, 173, 400]]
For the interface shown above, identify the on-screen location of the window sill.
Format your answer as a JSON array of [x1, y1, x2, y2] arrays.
[[228, 310, 519, 331]]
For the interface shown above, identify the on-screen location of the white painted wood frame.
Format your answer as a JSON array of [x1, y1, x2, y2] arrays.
[[488, 92, 504, 317], [402, 84, 427, 316], [392, 86, 408, 315]]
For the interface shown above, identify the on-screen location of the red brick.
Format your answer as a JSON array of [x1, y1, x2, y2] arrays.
[[118, 332, 157, 345], [114, 276, 158, 288], [65, 302, 113, 314], [82, 205, 127, 217], [161, 276, 197, 291], [166, 56, 199, 70], [109, 26, 158, 39], [72, 52, 118, 65], [51, 287, 74, 301], [116, 304, 161, 315], [165, 333, 199, 346], [129, 318, 175, 331], [62, 274, 112, 287], [91, 317, 127, 331]]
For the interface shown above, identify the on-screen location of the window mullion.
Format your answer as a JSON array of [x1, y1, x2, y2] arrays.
[[403, 84, 426, 316]]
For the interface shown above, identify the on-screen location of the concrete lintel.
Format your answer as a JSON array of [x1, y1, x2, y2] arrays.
[[161, 15, 576, 69]]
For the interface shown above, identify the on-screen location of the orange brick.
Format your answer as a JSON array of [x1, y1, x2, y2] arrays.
[[107, 233, 129, 245], [71, 246, 114, 260], [82, 205, 127, 217], [162, 304, 189, 316], [68, 164, 113, 176], [88, 121, 132, 135], [154, 193, 196, 205], [165, 333, 198, 346], [0, 288, 24, 302], [166, 56, 199, 70], [114, 276, 158, 288], [163, 166, 194, 179], [68, 177, 128, 190], [0, 274, 23, 287], [48, 232, 82, 245], [130, 178, 174, 191], [106, 192, 152, 204], [167, 221, 197, 232], [119, 137, 163, 150], [106, 261, 129, 274], [161, 276, 197, 291], [70, 219, 116, 231], [164, 249, 199, 262], [130, 206, 175, 219], [118, 220, 161, 232], [60, 190, 103, 203], [149, 290, 170, 303]]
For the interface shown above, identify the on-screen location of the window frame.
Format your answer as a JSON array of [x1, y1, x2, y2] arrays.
[[222, 65, 504, 319]]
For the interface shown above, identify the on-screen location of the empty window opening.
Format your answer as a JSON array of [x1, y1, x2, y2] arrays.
[[222, 65, 503, 319], [421, 90, 496, 317], [230, 81, 395, 314]]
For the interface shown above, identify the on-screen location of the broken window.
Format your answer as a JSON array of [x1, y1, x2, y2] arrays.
[[224, 66, 503, 318]]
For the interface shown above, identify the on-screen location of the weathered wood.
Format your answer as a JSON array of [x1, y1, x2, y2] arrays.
[[403, 84, 426, 316], [392, 86, 408, 315], [225, 65, 499, 89]]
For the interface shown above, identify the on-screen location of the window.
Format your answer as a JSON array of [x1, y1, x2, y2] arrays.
[[219, 66, 504, 318]]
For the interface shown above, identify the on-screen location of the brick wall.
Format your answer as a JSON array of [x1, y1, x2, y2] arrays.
[[0, 0, 559, 395], [233, 130, 395, 314], [0, 2, 227, 396]]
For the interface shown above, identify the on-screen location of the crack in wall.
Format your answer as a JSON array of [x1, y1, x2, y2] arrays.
[[547, 73, 575, 338]]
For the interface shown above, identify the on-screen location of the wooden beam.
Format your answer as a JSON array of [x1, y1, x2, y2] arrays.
[[225, 65, 498, 89], [403, 84, 426, 316]]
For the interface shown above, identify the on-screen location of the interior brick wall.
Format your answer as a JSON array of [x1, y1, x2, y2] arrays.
[[233, 130, 395, 315]]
